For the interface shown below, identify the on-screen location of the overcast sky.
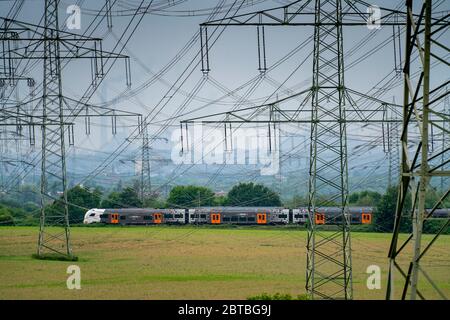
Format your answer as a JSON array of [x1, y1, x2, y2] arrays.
[[1, 0, 449, 190]]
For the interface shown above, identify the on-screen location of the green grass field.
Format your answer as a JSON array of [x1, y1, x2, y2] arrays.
[[0, 226, 448, 299]]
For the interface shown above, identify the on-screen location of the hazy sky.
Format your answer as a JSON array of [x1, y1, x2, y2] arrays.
[[1, 0, 449, 191]]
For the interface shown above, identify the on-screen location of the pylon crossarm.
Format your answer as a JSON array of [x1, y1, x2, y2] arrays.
[[0, 110, 73, 126], [62, 96, 143, 117], [201, 0, 444, 27], [0, 16, 102, 41], [1, 96, 44, 111]]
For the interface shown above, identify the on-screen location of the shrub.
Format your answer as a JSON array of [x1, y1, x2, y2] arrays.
[[247, 292, 309, 300]]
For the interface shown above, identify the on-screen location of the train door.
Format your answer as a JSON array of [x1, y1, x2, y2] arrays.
[[211, 213, 221, 224], [315, 213, 325, 225], [111, 213, 119, 224], [153, 213, 162, 224], [257, 213, 267, 224], [362, 213, 372, 224]]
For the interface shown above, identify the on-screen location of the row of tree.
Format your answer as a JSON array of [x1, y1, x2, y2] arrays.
[[167, 183, 282, 208], [0, 182, 282, 224], [1, 182, 448, 234]]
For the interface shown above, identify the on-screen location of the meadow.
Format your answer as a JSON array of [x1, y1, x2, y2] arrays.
[[0, 226, 448, 299]]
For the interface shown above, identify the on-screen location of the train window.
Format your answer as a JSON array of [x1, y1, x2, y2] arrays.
[[120, 215, 126, 220], [231, 216, 238, 222], [247, 217, 255, 222], [294, 214, 301, 219], [223, 217, 230, 222], [200, 214, 206, 219], [89, 213, 95, 217], [190, 214, 195, 219], [165, 214, 174, 219], [144, 216, 152, 220], [279, 214, 288, 218], [239, 216, 246, 222], [174, 214, 182, 218]]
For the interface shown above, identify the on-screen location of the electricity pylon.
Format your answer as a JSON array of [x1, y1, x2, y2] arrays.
[[386, 99, 400, 187], [180, 0, 447, 299], [38, 0, 73, 258], [141, 118, 152, 201], [138, 123, 168, 202], [387, 0, 450, 300], [0, 0, 140, 259], [125, 119, 169, 202]]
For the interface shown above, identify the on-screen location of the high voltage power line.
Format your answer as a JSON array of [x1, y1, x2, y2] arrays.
[[0, 0, 448, 300]]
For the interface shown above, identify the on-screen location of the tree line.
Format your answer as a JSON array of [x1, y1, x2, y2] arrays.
[[0, 182, 448, 234]]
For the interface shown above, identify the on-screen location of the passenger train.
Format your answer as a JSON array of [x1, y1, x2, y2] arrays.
[[83, 206, 378, 226]]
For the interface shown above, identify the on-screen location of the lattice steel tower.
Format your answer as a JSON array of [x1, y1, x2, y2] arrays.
[[0, 0, 139, 259], [306, 0, 352, 300], [179, 0, 415, 299], [387, 0, 450, 300], [38, 0, 72, 258], [141, 119, 151, 201]]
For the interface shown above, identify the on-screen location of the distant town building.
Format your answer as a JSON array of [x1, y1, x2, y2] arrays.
[[215, 190, 227, 197]]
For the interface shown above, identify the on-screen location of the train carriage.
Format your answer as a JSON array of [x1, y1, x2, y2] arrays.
[[188, 208, 209, 224], [162, 209, 186, 224], [292, 208, 308, 224], [96, 205, 450, 227], [100, 208, 162, 225], [83, 208, 105, 224], [301, 207, 373, 225], [428, 208, 450, 218], [188, 207, 286, 225], [91, 206, 379, 226], [85, 206, 450, 227], [270, 208, 290, 224]]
